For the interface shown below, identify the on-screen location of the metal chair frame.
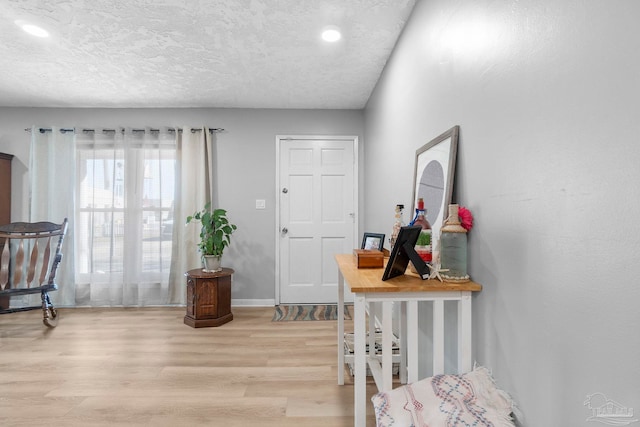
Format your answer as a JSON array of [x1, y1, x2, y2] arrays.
[[0, 219, 68, 327]]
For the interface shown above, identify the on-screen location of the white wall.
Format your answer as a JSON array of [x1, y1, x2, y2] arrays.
[[0, 107, 364, 302], [364, 0, 640, 425]]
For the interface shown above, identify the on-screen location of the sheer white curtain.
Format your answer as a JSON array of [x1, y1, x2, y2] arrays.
[[75, 128, 176, 306], [167, 127, 213, 304], [29, 126, 76, 307], [28, 126, 212, 307]]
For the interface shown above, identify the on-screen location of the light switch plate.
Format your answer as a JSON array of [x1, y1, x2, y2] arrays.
[[255, 199, 266, 209]]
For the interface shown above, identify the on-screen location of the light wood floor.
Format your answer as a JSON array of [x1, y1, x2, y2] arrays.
[[0, 306, 380, 426]]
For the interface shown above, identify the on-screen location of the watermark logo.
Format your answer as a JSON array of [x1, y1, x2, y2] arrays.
[[584, 393, 638, 426]]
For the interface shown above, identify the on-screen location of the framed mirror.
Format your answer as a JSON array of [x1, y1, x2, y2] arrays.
[[411, 125, 459, 256]]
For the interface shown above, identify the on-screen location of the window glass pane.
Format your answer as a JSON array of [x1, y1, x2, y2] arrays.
[[78, 149, 125, 209], [141, 150, 174, 275], [75, 137, 175, 286]]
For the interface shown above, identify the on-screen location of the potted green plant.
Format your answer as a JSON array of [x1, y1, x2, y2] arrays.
[[186, 203, 237, 272]]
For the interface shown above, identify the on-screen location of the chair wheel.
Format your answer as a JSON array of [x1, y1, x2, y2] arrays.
[[43, 307, 58, 328]]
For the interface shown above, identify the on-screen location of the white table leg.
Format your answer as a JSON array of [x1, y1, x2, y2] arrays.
[[433, 299, 445, 375], [354, 294, 367, 427], [458, 292, 472, 373], [406, 300, 419, 383], [368, 301, 377, 356], [337, 270, 345, 385], [382, 301, 393, 390], [399, 301, 407, 384]]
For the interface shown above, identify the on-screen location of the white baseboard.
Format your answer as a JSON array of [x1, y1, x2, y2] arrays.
[[232, 299, 275, 307]]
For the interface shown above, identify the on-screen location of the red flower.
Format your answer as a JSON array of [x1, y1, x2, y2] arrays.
[[458, 206, 473, 231]]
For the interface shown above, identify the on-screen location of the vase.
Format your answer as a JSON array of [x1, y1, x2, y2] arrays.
[[203, 255, 222, 272], [440, 204, 470, 282]]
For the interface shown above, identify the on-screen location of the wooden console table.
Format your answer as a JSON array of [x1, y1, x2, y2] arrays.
[[335, 254, 482, 427], [184, 268, 234, 328]]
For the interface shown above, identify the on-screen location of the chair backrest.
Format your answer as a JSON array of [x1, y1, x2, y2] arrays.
[[0, 219, 68, 291]]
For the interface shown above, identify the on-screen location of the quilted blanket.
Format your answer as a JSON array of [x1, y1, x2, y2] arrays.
[[371, 366, 515, 427]]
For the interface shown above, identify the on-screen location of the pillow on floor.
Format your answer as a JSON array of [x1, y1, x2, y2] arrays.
[[371, 366, 515, 427]]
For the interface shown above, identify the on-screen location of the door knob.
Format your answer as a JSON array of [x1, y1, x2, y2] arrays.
[[282, 188, 288, 194], [282, 227, 288, 234]]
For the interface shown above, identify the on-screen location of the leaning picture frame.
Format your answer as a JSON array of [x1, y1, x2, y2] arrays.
[[411, 126, 459, 256], [361, 232, 385, 251]]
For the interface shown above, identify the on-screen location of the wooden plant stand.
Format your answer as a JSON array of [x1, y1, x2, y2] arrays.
[[184, 268, 234, 328]]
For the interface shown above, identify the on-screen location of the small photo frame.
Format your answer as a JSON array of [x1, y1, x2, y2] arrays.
[[361, 232, 385, 251]]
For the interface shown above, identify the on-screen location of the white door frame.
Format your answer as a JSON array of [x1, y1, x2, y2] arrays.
[[275, 135, 359, 305]]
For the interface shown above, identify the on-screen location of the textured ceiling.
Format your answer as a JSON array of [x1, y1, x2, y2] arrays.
[[0, 0, 415, 109]]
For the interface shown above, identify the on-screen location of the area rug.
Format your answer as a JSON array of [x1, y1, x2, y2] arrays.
[[272, 304, 352, 321]]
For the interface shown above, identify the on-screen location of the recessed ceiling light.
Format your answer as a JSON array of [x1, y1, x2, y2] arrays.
[[321, 26, 341, 43], [15, 20, 50, 38]]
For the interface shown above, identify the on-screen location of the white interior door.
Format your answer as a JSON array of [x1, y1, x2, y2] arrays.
[[277, 136, 357, 304]]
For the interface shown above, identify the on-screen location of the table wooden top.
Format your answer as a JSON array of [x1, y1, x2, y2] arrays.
[[335, 253, 482, 293], [185, 268, 234, 279]]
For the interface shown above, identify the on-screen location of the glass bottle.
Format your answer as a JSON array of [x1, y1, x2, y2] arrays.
[[389, 204, 405, 251], [412, 198, 432, 263], [440, 204, 469, 282]]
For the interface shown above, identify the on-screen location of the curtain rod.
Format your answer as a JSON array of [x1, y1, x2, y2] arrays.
[[24, 127, 224, 134]]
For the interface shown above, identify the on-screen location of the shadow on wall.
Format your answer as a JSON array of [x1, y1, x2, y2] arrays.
[[472, 225, 528, 427], [227, 237, 275, 300]]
